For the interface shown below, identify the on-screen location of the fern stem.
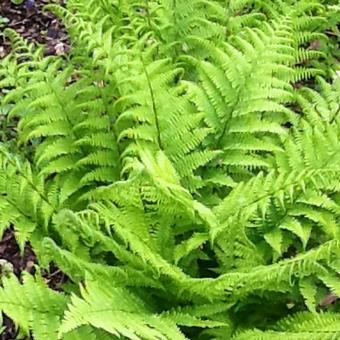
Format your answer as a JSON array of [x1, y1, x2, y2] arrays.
[[0, 193, 36, 223], [216, 96, 241, 148], [171, 0, 180, 57], [141, 57, 163, 150], [144, 0, 152, 31], [172, 0, 177, 24], [329, 105, 339, 124], [0, 151, 53, 210], [224, 0, 232, 39], [44, 81, 78, 142]]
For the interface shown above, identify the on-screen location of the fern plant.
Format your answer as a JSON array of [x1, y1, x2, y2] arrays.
[[0, 0, 339, 339]]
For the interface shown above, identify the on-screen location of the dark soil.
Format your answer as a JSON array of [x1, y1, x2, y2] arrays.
[[0, 229, 36, 277], [1, 315, 17, 340], [0, 0, 69, 58], [0, 229, 68, 339], [0, 229, 35, 339]]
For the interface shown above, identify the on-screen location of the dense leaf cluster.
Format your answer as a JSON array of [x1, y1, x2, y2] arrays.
[[0, 0, 340, 339]]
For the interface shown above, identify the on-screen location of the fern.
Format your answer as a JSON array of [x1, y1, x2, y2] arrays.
[[0, 0, 339, 339], [59, 275, 226, 340], [0, 273, 67, 340], [234, 311, 340, 339]]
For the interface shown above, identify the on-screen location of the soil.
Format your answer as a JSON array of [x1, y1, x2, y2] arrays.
[[0, 230, 34, 340], [0, 229, 68, 339], [0, 0, 69, 58], [0, 229, 36, 277]]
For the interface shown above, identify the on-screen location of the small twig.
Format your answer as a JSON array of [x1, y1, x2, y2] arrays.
[[48, 269, 61, 278]]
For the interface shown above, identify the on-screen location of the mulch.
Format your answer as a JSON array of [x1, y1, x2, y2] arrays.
[[0, 0, 69, 58], [0, 1, 69, 338], [0, 229, 68, 339], [0, 229, 36, 277], [0, 229, 35, 340]]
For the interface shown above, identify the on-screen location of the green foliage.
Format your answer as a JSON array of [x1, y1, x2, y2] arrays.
[[0, 273, 67, 339], [10, 0, 24, 5], [0, 0, 339, 339]]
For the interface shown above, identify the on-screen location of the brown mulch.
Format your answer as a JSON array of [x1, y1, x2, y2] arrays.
[[0, 229, 35, 340], [0, 0, 69, 58], [0, 229, 36, 277], [0, 229, 68, 339]]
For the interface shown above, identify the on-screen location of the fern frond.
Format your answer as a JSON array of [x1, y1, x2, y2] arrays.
[[0, 273, 67, 340], [233, 311, 340, 340], [59, 277, 187, 340]]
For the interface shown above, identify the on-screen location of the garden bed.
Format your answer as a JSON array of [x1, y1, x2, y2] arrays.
[[0, 0, 68, 58]]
